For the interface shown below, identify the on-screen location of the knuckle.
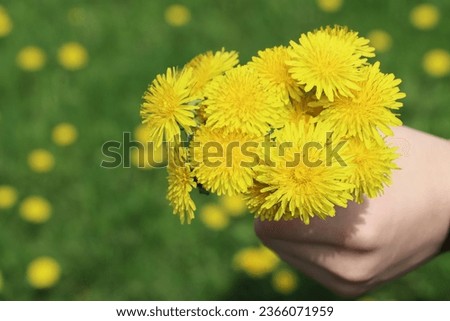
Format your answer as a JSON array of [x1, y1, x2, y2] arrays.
[[339, 269, 374, 284], [345, 226, 381, 251], [329, 258, 378, 284], [330, 284, 369, 298]]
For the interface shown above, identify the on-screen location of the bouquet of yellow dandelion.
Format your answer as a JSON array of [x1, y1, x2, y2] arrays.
[[140, 26, 405, 224]]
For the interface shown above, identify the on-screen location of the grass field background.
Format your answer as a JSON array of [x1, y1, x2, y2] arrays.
[[0, 0, 449, 300]]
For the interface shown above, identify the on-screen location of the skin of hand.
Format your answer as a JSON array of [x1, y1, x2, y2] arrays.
[[254, 126, 450, 297]]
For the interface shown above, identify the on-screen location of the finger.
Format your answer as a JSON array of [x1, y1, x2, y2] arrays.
[[268, 239, 377, 284], [275, 249, 373, 298], [255, 200, 374, 248]]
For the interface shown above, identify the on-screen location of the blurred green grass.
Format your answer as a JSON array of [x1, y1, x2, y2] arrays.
[[0, 0, 449, 300]]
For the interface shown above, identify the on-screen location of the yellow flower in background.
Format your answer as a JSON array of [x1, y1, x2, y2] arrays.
[[52, 123, 78, 146], [167, 151, 196, 224], [134, 124, 150, 143], [316, 0, 343, 12], [165, 4, 191, 27], [367, 29, 392, 53], [346, 138, 398, 203], [423, 49, 450, 78], [27, 257, 61, 289], [249, 46, 301, 104], [319, 62, 405, 143], [0, 185, 18, 209], [132, 125, 167, 169], [186, 49, 239, 97], [16, 46, 46, 72], [58, 42, 88, 70], [132, 146, 167, 169], [204, 65, 286, 136], [255, 122, 354, 224], [0, 6, 12, 37], [272, 269, 298, 295], [233, 246, 280, 278], [19, 196, 52, 224], [288, 26, 373, 101], [141, 67, 198, 147], [410, 4, 440, 30], [219, 195, 247, 217], [28, 149, 55, 173], [191, 126, 261, 196], [200, 204, 229, 230]]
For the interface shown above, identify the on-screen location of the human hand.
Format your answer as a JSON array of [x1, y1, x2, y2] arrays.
[[255, 126, 450, 297]]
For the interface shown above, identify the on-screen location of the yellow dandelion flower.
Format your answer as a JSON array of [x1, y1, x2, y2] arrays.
[[28, 149, 55, 173], [233, 246, 280, 278], [323, 26, 375, 58], [285, 92, 323, 124], [318, 62, 406, 142], [272, 269, 298, 295], [191, 126, 261, 196], [255, 122, 354, 224], [52, 122, 78, 146], [141, 67, 198, 147], [186, 49, 239, 97], [423, 49, 450, 78], [288, 26, 374, 101], [245, 182, 289, 221], [27, 257, 61, 289], [410, 4, 440, 30], [285, 101, 312, 124], [165, 4, 191, 27], [249, 46, 301, 104], [196, 104, 208, 124], [167, 150, 196, 224], [200, 204, 229, 230], [0, 185, 18, 209], [0, 6, 12, 37], [19, 196, 52, 224], [367, 29, 392, 53], [16, 46, 46, 72], [219, 194, 247, 217], [346, 138, 398, 203], [316, 0, 343, 13], [204, 65, 285, 136], [58, 42, 88, 70]]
